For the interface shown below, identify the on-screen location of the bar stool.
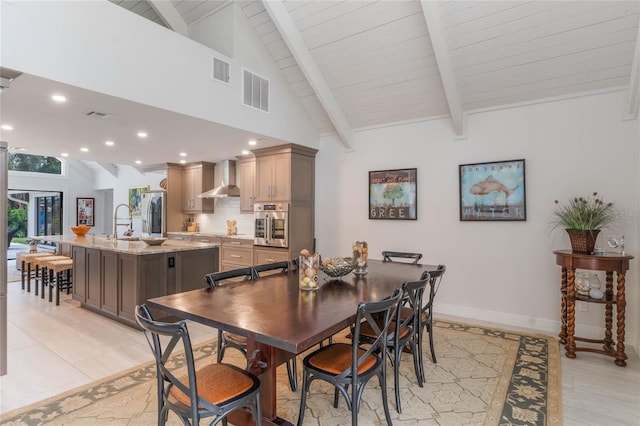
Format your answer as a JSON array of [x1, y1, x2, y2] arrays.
[[46, 258, 73, 305], [33, 255, 69, 298], [20, 252, 55, 293]]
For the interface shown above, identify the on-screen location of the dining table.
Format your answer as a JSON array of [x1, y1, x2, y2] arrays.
[[146, 259, 433, 426]]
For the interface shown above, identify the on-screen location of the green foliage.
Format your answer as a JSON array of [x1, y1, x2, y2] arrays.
[[8, 153, 62, 174], [382, 184, 404, 206], [8, 205, 28, 238], [551, 192, 617, 231]]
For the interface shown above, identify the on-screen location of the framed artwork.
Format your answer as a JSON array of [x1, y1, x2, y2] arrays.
[[369, 168, 417, 220], [459, 159, 526, 221], [76, 197, 95, 226], [128, 186, 149, 217]]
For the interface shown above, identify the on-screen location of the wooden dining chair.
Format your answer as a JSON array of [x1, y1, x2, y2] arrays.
[[135, 304, 262, 426], [297, 289, 403, 426], [358, 276, 428, 412], [381, 251, 423, 264], [399, 264, 446, 384], [250, 261, 299, 392]]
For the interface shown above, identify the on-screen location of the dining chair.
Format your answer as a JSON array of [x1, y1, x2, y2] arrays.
[[297, 289, 403, 426], [358, 276, 428, 413], [381, 251, 423, 264], [400, 264, 446, 384], [135, 304, 262, 426], [204, 267, 254, 364], [250, 261, 299, 392]]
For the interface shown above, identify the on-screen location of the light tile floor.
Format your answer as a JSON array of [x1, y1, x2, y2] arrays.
[[1, 271, 639, 424]]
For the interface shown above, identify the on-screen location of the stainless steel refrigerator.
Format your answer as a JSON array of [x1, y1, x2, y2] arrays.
[[140, 190, 166, 237]]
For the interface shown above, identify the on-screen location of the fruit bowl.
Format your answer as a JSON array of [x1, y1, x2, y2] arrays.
[[141, 237, 167, 246], [71, 225, 90, 236], [319, 257, 356, 278]]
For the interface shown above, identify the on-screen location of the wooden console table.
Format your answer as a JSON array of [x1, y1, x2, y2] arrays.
[[554, 249, 634, 366]]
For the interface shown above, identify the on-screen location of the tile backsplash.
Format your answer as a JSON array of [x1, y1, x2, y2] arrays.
[[193, 198, 254, 236]]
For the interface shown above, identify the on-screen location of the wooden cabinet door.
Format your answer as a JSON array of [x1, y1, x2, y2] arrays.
[[118, 253, 138, 323], [255, 155, 274, 201], [101, 250, 118, 315], [183, 164, 215, 213], [182, 166, 196, 212], [272, 153, 291, 201], [239, 158, 255, 212], [72, 246, 86, 302], [86, 248, 101, 309]]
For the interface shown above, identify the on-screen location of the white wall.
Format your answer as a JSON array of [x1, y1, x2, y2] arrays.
[[8, 160, 103, 235], [316, 90, 640, 348], [1, 0, 319, 149]]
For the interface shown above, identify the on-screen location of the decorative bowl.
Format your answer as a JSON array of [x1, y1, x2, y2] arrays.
[[319, 256, 356, 278], [141, 237, 167, 246], [71, 225, 90, 236]]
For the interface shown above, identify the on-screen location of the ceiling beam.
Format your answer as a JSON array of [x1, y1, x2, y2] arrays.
[[624, 21, 640, 120], [262, 0, 353, 150], [148, 0, 189, 37], [96, 162, 119, 177], [420, 1, 465, 138]]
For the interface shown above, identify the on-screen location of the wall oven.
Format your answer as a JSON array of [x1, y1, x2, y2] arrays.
[[254, 203, 288, 248]]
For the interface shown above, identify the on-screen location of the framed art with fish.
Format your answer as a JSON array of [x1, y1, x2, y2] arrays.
[[369, 168, 417, 220], [459, 159, 526, 221]]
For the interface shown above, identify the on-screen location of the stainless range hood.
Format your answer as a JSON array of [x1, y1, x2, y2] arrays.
[[198, 160, 240, 198]]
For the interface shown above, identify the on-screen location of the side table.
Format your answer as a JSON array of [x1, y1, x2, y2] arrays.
[[554, 249, 633, 366]]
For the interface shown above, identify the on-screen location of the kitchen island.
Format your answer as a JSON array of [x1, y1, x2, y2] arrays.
[[37, 235, 219, 328]]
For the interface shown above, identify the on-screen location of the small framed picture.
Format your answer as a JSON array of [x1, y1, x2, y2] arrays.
[[459, 159, 526, 221], [129, 186, 149, 217], [76, 197, 95, 226], [369, 168, 417, 220]]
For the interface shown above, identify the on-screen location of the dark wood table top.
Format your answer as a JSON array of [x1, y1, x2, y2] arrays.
[[147, 259, 431, 354]]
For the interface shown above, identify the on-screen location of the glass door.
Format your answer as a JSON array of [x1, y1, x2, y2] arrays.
[[36, 194, 63, 236]]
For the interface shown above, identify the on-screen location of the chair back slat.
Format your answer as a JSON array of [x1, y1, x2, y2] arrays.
[[382, 251, 423, 264], [204, 267, 253, 288], [251, 261, 290, 279]]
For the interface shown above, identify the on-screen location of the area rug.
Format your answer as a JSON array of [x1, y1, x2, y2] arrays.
[[0, 321, 561, 426]]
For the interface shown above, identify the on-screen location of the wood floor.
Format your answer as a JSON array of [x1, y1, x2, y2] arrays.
[[1, 266, 639, 424]]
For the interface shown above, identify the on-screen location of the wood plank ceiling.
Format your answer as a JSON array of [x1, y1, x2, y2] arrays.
[[110, 0, 640, 142]]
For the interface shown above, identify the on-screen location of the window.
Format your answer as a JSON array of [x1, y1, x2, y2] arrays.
[[8, 153, 63, 175]]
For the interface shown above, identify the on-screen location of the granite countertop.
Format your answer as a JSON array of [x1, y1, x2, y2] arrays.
[[167, 232, 255, 240], [36, 234, 220, 255]]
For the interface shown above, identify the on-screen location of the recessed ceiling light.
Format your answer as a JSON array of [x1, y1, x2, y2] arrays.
[[105, 140, 115, 146], [61, 153, 69, 157], [51, 94, 67, 103], [179, 152, 187, 157], [248, 140, 257, 146], [137, 131, 148, 138], [135, 160, 142, 164], [241, 150, 249, 155], [179, 160, 186, 164], [1, 124, 13, 131], [80, 147, 89, 152]]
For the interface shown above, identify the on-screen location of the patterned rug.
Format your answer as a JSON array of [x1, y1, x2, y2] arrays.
[[0, 321, 561, 426]]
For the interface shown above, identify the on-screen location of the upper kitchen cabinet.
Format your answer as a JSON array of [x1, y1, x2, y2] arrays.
[[183, 162, 215, 213], [238, 156, 256, 212], [253, 144, 317, 203]]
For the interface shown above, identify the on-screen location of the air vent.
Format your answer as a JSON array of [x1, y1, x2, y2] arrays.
[[85, 111, 111, 118], [243, 69, 269, 112], [213, 57, 230, 83]]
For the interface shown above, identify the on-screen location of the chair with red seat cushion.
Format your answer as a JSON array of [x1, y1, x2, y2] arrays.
[[296, 289, 403, 426], [135, 304, 262, 426]]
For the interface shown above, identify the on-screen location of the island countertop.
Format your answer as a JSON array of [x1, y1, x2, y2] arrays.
[[35, 234, 220, 255]]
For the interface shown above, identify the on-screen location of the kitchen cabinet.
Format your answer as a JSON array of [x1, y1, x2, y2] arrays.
[[253, 144, 317, 203], [239, 156, 256, 212], [183, 162, 215, 213], [220, 237, 253, 271]]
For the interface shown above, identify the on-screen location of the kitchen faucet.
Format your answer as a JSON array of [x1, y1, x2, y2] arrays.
[[114, 203, 133, 239]]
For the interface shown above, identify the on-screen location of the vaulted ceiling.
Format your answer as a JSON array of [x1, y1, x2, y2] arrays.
[[112, 0, 640, 146]]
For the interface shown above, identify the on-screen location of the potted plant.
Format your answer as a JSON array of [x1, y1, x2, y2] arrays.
[[551, 192, 617, 253]]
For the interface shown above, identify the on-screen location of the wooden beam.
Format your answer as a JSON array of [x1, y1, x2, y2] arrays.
[[420, 1, 465, 138], [148, 0, 189, 37], [262, 0, 353, 150], [624, 21, 640, 120], [96, 162, 118, 177]]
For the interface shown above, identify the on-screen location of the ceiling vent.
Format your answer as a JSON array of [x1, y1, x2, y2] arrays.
[[85, 111, 111, 118], [243, 69, 269, 112], [213, 57, 230, 83]]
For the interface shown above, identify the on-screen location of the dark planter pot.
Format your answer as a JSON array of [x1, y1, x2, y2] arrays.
[[566, 229, 600, 254]]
